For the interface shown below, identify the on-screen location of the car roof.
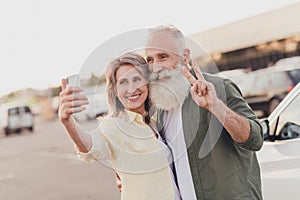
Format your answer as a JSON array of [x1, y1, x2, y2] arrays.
[[275, 56, 300, 66], [251, 65, 300, 75], [8, 105, 30, 110]]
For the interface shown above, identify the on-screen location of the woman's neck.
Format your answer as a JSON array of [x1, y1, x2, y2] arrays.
[[130, 107, 147, 119]]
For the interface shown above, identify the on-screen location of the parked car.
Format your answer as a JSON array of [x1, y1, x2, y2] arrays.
[[73, 86, 108, 121], [257, 82, 300, 200], [239, 65, 300, 117], [260, 82, 300, 141], [4, 105, 34, 136], [217, 68, 249, 86], [274, 56, 300, 67]]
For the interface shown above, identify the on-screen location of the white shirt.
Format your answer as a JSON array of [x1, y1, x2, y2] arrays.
[[163, 106, 197, 200], [156, 132, 182, 200]]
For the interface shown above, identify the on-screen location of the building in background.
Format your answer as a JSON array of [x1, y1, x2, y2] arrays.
[[191, 2, 300, 71]]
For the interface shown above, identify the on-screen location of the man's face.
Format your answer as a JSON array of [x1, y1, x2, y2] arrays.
[[145, 32, 183, 77], [145, 31, 190, 110]]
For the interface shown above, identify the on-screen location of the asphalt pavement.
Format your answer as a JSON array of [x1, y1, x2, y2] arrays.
[[0, 116, 120, 200], [1, 116, 300, 200]]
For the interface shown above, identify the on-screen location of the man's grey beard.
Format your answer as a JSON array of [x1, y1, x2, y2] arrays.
[[149, 66, 190, 111]]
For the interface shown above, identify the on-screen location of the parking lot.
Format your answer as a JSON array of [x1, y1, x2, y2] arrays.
[[0, 115, 299, 199], [0, 117, 120, 200]]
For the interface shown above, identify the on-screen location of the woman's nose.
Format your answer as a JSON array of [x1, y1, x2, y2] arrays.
[[127, 83, 137, 93]]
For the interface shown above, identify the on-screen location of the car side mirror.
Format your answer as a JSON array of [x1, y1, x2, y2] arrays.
[[279, 122, 300, 140], [260, 118, 280, 141]]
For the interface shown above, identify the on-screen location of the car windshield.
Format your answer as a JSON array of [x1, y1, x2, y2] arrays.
[[271, 92, 300, 136], [8, 108, 19, 115], [287, 68, 300, 84]]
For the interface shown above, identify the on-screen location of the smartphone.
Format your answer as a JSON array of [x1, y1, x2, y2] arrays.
[[66, 74, 81, 88]]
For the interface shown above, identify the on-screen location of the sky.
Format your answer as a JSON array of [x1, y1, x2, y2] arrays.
[[1, 0, 300, 97]]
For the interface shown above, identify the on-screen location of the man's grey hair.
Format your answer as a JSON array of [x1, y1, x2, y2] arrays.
[[148, 25, 186, 53]]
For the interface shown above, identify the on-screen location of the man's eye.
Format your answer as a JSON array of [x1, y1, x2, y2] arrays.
[[159, 54, 168, 59], [146, 57, 153, 63]]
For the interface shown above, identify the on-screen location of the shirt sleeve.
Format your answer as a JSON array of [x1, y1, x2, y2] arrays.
[[77, 125, 113, 164], [223, 78, 264, 151]]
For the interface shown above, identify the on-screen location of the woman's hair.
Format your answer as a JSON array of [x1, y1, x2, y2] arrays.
[[105, 51, 151, 123]]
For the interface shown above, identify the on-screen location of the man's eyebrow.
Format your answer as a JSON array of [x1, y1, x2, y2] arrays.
[[146, 51, 170, 59], [148, 52, 169, 57], [157, 52, 169, 56]]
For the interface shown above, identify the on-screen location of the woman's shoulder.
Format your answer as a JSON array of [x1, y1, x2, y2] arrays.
[[97, 115, 131, 133], [97, 115, 117, 128]]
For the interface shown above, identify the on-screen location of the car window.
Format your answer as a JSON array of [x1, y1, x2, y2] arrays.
[[274, 92, 300, 136], [287, 68, 300, 84], [8, 107, 19, 115], [24, 106, 31, 113]]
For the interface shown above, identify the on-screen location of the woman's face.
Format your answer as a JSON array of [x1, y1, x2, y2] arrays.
[[116, 64, 148, 114]]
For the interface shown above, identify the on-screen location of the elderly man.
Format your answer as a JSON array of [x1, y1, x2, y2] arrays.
[[141, 25, 263, 200]]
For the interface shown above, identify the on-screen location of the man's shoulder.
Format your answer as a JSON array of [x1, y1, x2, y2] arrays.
[[203, 73, 224, 82]]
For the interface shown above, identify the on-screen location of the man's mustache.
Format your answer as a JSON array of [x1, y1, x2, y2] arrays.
[[148, 68, 182, 82], [149, 71, 170, 81]]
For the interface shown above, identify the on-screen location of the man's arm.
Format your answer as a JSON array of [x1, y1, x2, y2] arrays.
[[211, 99, 250, 143], [182, 66, 263, 150]]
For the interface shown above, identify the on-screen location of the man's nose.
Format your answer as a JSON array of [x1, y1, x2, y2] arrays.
[[151, 63, 163, 73]]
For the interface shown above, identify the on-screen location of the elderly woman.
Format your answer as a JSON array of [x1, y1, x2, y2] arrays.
[[59, 52, 180, 200]]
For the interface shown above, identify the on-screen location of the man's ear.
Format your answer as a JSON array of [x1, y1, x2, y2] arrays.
[[183, 48, 191, 67]]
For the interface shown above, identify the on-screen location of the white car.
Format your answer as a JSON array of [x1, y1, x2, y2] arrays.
[[5, 105, 34, 136], [257, 82, 300, 200], [73, 86, 108, 121], [217, 68, 249, 86]]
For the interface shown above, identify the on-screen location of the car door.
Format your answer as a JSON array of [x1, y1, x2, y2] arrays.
[[257, 83, 300, 200]]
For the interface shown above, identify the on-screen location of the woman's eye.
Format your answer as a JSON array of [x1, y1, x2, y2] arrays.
[[119, 80, 126, 85], [133, 77, 141, 82]]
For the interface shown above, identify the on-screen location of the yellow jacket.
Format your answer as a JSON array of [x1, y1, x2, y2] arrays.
[[78, 110, 175, 200]]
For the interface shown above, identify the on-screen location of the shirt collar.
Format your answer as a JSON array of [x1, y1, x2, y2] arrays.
[[124, 109, 145, 123]]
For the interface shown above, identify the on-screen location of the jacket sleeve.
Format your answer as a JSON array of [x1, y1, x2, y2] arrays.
[[77, 123, 113, 165], [223, 78, 264, 151]]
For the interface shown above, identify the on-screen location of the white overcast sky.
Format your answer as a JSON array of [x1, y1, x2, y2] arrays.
[[0, 0, 299, 97]]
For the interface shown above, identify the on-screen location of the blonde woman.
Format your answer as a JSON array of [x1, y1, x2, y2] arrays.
[[59, 52, 181, 200]]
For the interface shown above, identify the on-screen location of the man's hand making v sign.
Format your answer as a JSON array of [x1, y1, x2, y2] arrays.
[[181, 64, 221, 113], [181, 64, 252, 143]]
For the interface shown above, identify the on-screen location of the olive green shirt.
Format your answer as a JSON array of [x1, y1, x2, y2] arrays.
[[157, 73, 263, 200]]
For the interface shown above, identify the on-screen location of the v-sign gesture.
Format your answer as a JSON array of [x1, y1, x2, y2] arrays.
[[181, 65, 221, 113], [182, 64, 252, 143]]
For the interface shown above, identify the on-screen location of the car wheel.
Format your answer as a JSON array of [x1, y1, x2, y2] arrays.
[[269, 98, 281, 115], [5, 128, 10, 136], [28, 126, 34, 132], [16, 128, 21, 134]]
